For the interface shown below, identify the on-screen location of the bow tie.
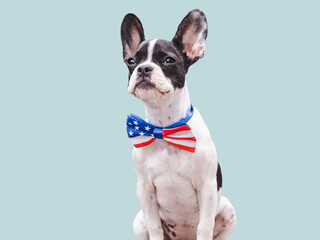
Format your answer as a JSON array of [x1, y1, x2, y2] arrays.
[[126, 105, 196, 153]]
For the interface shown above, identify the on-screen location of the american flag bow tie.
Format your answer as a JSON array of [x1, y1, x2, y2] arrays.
[[126, 105, 196, 153]]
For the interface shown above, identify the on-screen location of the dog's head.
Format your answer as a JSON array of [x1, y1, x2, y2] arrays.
[[121, 9, 208, 103]]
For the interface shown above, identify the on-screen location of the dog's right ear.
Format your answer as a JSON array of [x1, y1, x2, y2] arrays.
[[121, 13, 145, 60]]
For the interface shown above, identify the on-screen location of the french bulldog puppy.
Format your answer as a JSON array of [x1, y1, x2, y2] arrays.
[[121, 9, 236, 240]]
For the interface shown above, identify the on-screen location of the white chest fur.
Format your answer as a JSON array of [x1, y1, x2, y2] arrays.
[[133, 106, 218, 226]]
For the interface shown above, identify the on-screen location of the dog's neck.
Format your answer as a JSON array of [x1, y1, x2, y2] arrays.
[[144, 85, 191, 127]]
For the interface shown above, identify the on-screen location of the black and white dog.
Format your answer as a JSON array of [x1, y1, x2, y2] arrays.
[[121, 9, 236, 240]]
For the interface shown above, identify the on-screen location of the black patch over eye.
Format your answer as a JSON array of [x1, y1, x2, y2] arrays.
[[127, 58, 136, 65], [164, 56, 176, 64]]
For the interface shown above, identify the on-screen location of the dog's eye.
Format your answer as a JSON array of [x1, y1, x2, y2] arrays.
[[164, 57, 176, 64], [127, 58, 136, 65]]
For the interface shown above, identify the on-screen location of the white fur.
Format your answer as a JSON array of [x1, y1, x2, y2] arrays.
[[131, 83, 236, 240], [147, 39, 157, 62]]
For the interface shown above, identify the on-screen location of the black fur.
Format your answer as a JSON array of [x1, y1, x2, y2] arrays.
[[217, 163, 223, 191], [152, 40, 187, 88]]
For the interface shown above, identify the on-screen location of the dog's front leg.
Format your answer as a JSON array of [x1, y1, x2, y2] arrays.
[[196, 181, 217, 240], [137, 179, 163, 240]]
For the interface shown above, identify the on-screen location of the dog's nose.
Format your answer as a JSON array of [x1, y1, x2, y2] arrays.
[[137, 64, 153, 77]]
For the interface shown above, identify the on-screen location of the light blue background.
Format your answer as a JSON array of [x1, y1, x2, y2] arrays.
[[1, 0, 319, 239]]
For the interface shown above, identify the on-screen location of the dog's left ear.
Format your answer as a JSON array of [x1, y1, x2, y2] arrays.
[[172, 9, 208, 66], [121, 13, 145, 60]]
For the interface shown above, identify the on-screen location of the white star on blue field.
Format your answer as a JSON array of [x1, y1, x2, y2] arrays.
[[126, 115, 155, 138]]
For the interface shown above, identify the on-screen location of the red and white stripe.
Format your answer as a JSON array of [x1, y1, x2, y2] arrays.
[[130, 124, 196, 153], [163, 125, 196, 152], [131, 135, 155, 148]]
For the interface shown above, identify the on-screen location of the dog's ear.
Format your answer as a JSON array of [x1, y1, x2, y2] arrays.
[[172, 9, 208, 66], [121, 13, 145, 60]]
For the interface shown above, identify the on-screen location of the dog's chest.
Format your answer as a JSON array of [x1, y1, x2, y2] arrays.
[[135, 139, 197, 182], [137, 141, 200, 220], [133, 108, 217, 225]]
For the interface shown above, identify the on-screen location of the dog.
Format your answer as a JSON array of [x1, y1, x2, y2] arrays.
[[121, 9, 236, 240]]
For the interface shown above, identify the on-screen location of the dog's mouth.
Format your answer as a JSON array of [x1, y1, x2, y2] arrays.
[[131, 77, 172, 98], [135, 78, 156, 91]]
